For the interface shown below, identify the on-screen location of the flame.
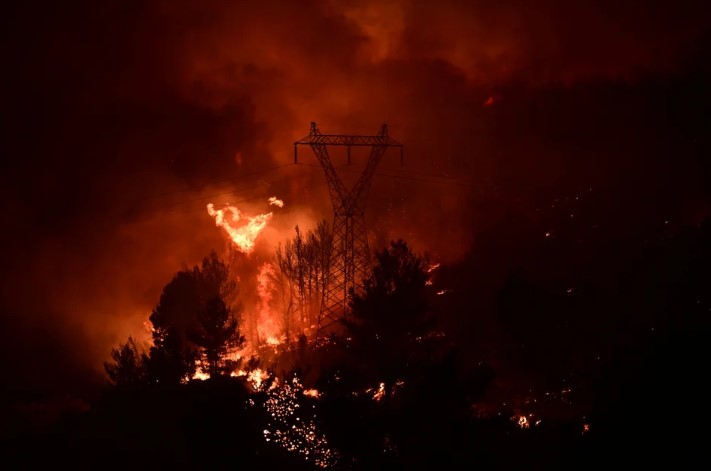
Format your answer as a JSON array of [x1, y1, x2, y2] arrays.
[[192, 367, 210, 381], [369, 382, 385, 402], [268, 196, 285, 208], [517, 415, 530, 429], [256, 262, 282, 346], [206, 202, 272, 254], [263, 375, 337, 467], [247, 368, 270, 391], [303, 388, 320, 398]]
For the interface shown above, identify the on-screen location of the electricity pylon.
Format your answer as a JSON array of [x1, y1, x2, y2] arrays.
[[294, 122, 403, 337]]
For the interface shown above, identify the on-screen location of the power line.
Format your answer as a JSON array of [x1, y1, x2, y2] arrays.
[[295, 162, 495, 189], [138, 162, 297, 202]]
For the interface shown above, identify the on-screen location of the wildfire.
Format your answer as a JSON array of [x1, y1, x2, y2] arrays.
[[268, 196, 285, 208], [206, 198, 284, 253], [247, 368, 270, 391], [192, 367, 210, 381], [256, 262, 282, 346], [517, 415, 530, 429], [263, 375, 338, 468], [369, 382, 386, 402], [303, 389, 320, 398]]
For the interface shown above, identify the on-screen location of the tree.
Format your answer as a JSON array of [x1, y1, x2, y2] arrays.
[[104, 336, 148, 386], [344, 239, 434, 392], [147, 251, 240, 384], [328, 240, 492, 466], [274, 220, 332, 339], [195, 296, 244, 377]]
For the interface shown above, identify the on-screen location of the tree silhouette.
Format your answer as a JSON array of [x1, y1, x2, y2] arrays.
[[147, 251, 240, 384], [195, 296, 244, 377], [327, 240, 493, 466], [274, 220, 332, 338], [104, 336, 148, 386], [344, 239, 434, 393]]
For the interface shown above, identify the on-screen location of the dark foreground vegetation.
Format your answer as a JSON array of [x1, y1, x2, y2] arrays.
[[3, 219, 709, 469]]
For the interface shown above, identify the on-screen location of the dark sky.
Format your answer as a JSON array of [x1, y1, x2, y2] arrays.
[[1, 0, 709, 400]]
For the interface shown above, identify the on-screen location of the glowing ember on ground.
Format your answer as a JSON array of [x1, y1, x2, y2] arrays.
[[367, 382, 386, 402], [206, 202, 274, 254], [262, 375, 337, 468], [303, 389, 320, 398], [583, 423, 590, 434], [268, 196, 285, 207], [517, 415, 530, 429]]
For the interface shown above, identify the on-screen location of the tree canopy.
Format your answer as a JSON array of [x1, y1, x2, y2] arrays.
[[145, 251, 242, 384]]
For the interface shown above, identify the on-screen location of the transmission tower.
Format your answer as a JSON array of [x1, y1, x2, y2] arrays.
[[294, 122, 403, 337]]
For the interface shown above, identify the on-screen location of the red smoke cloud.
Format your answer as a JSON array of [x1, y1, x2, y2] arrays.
[[1, 0, 708, 393]]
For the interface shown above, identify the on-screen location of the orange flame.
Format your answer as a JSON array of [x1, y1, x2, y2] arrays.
[[247, 368, 270, 390], [369, 382, 385, 402], [256, 262, 282, 345], [192, 367, 210, 381], [517, 415, 530, 429], [206, 202, 273, 254], [268, 196, 285, 208]]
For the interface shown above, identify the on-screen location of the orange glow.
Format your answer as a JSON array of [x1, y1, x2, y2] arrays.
[[206, 201, 274, 254], [303, 388, 320, 398], [256, 262, 282, 346]]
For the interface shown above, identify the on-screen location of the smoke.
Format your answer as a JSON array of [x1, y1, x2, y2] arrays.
[[2, 0, 709, 395]]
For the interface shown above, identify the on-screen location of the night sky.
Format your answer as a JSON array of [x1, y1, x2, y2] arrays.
[[1, 0, 709, 408]]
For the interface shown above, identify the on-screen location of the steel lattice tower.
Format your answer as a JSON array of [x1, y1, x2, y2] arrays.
[[294, 122, 403, 337]]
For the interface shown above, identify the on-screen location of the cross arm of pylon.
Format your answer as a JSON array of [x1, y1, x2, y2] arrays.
[[294, 122, 403, 147]]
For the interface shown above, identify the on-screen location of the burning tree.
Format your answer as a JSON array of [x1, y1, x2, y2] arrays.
[[273, 220, 332, 341]]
